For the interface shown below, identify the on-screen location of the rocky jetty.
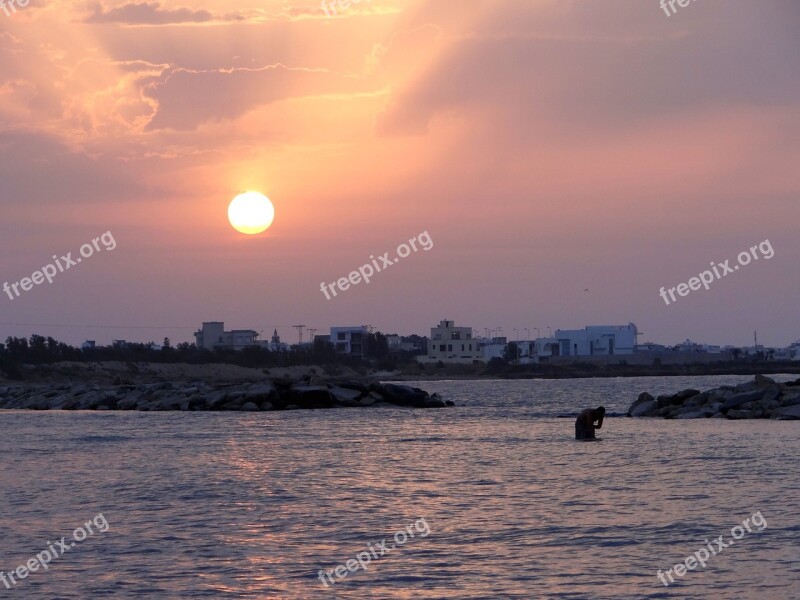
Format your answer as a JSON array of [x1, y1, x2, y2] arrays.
[[0, 379, 454, 411], [627, 375, 800, 420]]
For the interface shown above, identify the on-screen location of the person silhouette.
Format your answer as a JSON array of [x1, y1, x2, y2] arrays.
[[575, 406, 605, 440]]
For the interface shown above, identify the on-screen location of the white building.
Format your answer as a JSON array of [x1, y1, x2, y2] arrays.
[[418, 319, 482, 364], [482, 342, 507, 362], [387, 335, 419, 353], [194, 322, 259, 351], [331, 326, 368, 357], [773, 341, 800, 361], [552, 323, 638, 357]]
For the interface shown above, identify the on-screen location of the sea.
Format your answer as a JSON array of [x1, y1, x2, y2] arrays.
[[1, 374, 798, 599]]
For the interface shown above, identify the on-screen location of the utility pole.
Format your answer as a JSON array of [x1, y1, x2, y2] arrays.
[[293, 325, 306, 345]]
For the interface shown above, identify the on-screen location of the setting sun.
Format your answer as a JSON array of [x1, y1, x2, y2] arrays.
[[228, 192, 275, 235]]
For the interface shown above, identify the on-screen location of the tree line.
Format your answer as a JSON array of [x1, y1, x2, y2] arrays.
[[0, 333, 424, 380]]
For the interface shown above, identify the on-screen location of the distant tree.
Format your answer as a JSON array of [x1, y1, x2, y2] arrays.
[[486, 357, 508, 373], [163, 337, 171, 349], [365, 332, 389, 360], [504, 342, 518, 363]]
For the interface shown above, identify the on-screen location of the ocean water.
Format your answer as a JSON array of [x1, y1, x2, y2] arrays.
[[1, 375, 798, 599]]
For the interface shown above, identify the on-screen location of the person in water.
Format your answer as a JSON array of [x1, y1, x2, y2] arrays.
[[575, 406, 605, 440]]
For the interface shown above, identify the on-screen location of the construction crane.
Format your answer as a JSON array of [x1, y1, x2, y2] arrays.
[[308, 328, 318, 343], [293, 325, 306, 345]]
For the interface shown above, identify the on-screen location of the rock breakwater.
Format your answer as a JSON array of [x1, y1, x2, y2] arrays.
[[0, 379, 454, 411], [627, 375, 800, 420]]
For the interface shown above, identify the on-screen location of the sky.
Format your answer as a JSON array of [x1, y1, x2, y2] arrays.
[[0, 0, 798, 348]]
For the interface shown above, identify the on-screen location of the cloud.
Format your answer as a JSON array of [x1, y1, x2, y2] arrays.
[[375, 0, 800, 137], [84, 2, 226, 25], [144, 65, 372, 131]]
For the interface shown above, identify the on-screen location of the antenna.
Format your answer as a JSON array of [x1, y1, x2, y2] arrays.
[[293, 325, 306, 345]]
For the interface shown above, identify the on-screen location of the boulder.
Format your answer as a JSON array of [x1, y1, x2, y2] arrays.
[[285, 386, 336, 409], [723, 390, 765, 410], [381, 384, 430, 408], [761, 384, 783, 405], [47, 394, 72, 410], [656, 394, 674, 409], [425, 396, 446, 408], [673, 389, 702, 403], [726, 409, 753, 420], [779, 391, 800, 407], [241, 402, 260, 411], [206, 391, 229, 410], [21, 394, 51, 410], [245, 382, 277, 402], [329, 386, 363, 403], [117, 392, 145, 410], [675, 411, 705, 419], [772, 405, 800, 420], [754, 374, 776, 387], [628, 392, 657, 417], [150, 397, 182, 411], [186, 395, 208, 411]]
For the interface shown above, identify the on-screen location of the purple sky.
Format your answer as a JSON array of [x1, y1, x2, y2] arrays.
[[1, 0, 798, 348]]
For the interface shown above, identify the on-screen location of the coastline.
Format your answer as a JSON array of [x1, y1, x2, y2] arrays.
[[2, 360, 800, 386]]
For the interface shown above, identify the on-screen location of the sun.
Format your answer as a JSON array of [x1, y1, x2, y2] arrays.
[[228, 191, 275, 235]]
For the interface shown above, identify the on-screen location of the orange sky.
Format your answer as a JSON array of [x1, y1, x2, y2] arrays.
[[1, 0, 798, 346]]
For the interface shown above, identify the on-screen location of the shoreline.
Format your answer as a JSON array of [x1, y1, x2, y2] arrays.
[[2, 360, 800, 386]]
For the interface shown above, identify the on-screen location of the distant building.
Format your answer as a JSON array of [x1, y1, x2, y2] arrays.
[[387, 335, 401, 352], [529, 337, 560, 362], [258, 329, 289, 352], [553, 323, 638, 357], [674, 339, 720, 353], [418, 319, 482, 364], [385, 334, 424, 356], [480, 337, 507, 361], [636, 342, 667, 352], [194, 322, 259, 351], [331, 326, 368, 357], [386, 335, 418, 353], [81, 340, 96, 350]]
